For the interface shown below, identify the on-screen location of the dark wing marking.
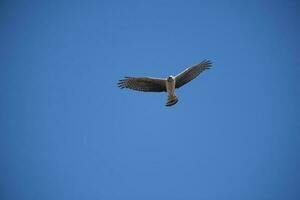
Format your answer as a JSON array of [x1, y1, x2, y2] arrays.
[[175, 60, 212, 88], [118, 77, 166, 92]]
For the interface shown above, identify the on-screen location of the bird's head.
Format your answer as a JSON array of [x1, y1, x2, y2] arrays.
[[167, 76, 174, 82]]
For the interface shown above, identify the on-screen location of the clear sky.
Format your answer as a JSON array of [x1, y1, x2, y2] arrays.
[[1, 0, 300, 199]]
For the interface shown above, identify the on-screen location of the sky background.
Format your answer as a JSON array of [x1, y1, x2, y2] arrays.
[[1, 0, 300, 199]]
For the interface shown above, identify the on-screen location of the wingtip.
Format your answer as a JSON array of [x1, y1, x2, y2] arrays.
[[117, 84, 126, 89], [204, 59, 212, 64], [203, 59, 212, 68]]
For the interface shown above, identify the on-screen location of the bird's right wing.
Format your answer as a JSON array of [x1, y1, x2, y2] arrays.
[[118, 77, 166, 92], [175, 60, 212, 88]]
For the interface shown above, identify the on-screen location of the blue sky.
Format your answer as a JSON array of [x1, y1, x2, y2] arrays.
[[1, 0, 300, 199]]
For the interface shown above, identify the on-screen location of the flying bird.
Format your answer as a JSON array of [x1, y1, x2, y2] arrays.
[[118, 60, 212, 107]]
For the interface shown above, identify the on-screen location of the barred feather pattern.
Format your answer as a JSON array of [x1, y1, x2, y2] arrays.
[[118, 77, 166, 92], [175, 60, 212, 88]]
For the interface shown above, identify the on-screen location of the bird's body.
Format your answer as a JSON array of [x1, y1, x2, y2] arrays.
[[165, 76, 178, 106], [118, 60, 212, 107]]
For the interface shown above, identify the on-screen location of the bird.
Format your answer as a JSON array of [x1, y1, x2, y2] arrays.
[[118, 60, 212, 107]]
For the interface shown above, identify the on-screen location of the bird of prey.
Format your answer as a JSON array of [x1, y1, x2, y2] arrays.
[[118, 60, 212, 107]]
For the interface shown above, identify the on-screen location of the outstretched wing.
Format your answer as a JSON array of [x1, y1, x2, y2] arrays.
[[118, 77, 166, 92], [175, 60, 212, 88]]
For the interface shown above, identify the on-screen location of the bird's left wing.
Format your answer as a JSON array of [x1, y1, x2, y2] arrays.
[[175, 60, 212, 88], [118, 77, 166, 92]]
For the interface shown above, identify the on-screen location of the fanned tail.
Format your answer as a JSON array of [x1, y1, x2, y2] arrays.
[[166, 95, 178, 107]]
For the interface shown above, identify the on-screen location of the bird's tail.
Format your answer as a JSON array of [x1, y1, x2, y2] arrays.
[[166, 95, 178, 107]]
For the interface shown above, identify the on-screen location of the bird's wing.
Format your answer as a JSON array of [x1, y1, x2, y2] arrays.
[[175, 60, 212, 88], [118, 77, 166, 92]]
